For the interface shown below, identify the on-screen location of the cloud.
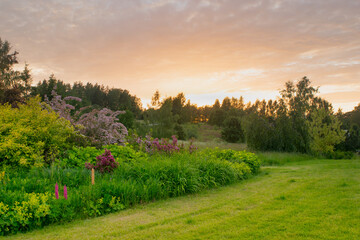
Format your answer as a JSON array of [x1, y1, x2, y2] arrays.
[[0, 0, 359, 111]]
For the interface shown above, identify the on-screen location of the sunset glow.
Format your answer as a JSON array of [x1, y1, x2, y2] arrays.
[[1, 0, 359, 111]]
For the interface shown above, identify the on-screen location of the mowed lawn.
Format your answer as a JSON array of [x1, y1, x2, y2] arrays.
[[4, 159, 360, 240]]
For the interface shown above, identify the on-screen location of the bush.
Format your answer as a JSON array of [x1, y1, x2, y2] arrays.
[[85, 150, 119, 173], [210, 149, 261, 173], [117, 110, 134, 130], [0, 147, 260, 235], [59, 145, 148, 168], [77, 108, 128, 146], [324, 151, 354, 159], [184, 124, 198, 139], [0, 96, 76, 167], [221, 117, 244, 143], [336, 124, 360, 152], [174, 124, 186, 140]]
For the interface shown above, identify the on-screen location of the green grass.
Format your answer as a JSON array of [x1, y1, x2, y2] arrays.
[[257, 151, 315, 166], [180, 122, 247, 151], [190, 123, 222, 142], [4, 158, 360, 240], [189, 140, 247, 151]]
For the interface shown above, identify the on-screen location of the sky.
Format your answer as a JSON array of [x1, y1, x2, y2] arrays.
[[0, 0, 359, 112]]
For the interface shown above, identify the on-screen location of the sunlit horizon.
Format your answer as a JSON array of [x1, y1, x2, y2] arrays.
[[1, 0, 359, 112]]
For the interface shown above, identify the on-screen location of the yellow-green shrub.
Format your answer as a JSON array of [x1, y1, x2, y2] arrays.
[[0, 96, 76, 167], [0, 192, 51, 235]]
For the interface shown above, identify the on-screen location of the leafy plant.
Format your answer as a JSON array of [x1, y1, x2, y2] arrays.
[[0, 147, 260, 235], [0, 96, 76, 167], [221, 116, 244, 143], [307, 108, 345, 154], [85, 149, 119, 173], [77, 108, 128, 146]]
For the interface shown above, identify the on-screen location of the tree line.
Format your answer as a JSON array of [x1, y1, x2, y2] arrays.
[[1, 37, 359, 155], [142, 78, 359, 155]]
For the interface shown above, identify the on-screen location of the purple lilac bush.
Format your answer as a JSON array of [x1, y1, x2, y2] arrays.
[[44, 90, 128, 146], [85, 149, 119, 173], [44, 89, 82, 123], [77, 108, 128, 146]]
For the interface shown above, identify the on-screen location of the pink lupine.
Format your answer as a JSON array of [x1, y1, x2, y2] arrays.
[[64, 185, 68, 200], [55, 183, 59, 199]]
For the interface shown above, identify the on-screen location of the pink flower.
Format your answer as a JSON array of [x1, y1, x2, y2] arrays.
[[64, 185, 68, 200], [55, 183, 59, 199]]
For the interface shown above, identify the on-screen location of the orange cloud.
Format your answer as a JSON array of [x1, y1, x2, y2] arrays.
[[1, 0, 359, 111]]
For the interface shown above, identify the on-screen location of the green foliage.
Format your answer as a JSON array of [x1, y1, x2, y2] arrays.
[[60, 145, 148, 168], [336, 104, 360, 152], [59, 147, 102, 168], [31, 79, 142, 117], [117, 110, 135, 129], [258, 152, 314, 166], [209, 109, 226, 126], [337, 124, 360, 151], [0, 147, 260, 235], [243, 114, 274, 151], [0, 96, 76, 167], [132, 120, 151, 137], [221, 116, 244, 143], [7, 159, 360, 240], [183, 123, 199, 139], [324, 151, 354, 159], [243, 77, 341, 153], [211, 149, 261, 174], [307, 108, 345, 154], [174, 124, 186, 140], [0, 192, 51, 235], [0, 38, 32, 107], [147, 98, 175, 138]]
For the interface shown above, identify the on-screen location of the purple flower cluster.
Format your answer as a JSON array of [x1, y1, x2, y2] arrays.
[[55, 182, 68, 200], [44, 89, 82, 123], [188, 138, 198, 154], [44, 89, 128, 146], [85, 149, 119, 174], [77, 108, 128, 146], [151, 136, 180, 154], [55, 183, 59, 199], [130, 135, 198, 155]]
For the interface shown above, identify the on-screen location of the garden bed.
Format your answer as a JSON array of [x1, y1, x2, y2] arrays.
[[0, 147, 260, 236]]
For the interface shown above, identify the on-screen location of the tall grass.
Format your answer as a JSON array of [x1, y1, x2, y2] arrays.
[[0, 149, 260, 235]]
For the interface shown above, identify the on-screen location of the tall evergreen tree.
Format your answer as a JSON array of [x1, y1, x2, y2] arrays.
[[0, 38, 32, 106]]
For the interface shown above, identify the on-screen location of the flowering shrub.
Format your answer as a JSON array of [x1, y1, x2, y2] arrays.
[[85, 149, 119, 173], [129, 134, 197, 155], [77, 108, 128, 146], [44, 89, 82, 123], [0, 148, 260, 236], [45, 90, 128, 147]]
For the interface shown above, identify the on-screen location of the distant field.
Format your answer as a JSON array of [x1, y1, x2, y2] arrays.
[[182, 123, 248, 151], [6, 157, 360, 240]]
